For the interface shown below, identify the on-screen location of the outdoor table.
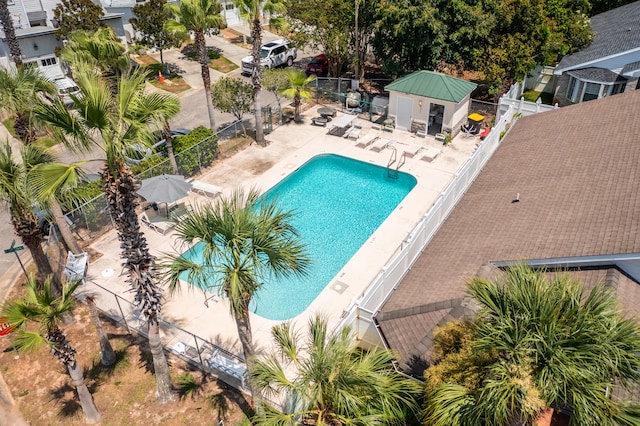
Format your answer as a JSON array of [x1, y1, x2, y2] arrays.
[[328, 114, 357, 136], [318, 106, 337, 120], [312, 116, 328, 127]]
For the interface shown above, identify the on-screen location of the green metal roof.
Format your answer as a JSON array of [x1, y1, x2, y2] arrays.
[[384, 71, 478, 103]]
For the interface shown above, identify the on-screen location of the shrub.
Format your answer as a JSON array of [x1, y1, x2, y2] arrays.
[[131, 155, 174, 179], [173, 126, 218, 177]]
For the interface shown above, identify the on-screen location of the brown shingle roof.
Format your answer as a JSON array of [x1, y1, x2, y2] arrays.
[[377, 90, 640, 363]]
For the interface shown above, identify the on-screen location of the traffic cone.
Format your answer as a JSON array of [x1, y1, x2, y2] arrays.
[[158, 71, 164, 83]]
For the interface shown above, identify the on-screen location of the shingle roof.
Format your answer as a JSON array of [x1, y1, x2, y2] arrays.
[[621, 60, 640, 75], [384, 71, 477, 103], [556, 1, 640, 72], [567, 67, 628, 83], [376, 90, 640, 364]]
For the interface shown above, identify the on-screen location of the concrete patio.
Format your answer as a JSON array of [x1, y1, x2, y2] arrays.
[[81, 104, 481, 361]]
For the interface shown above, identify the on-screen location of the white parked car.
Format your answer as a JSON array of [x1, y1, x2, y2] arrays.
[[241, 39, 297, 75], [53, 77, 82, 107]]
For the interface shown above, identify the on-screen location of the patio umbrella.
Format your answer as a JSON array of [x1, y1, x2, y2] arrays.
[[137, 174, 192, 204]]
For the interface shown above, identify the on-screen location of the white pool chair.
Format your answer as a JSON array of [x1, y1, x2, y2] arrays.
[[190, 180, 222, 198], [402, 143, 422, 158], [370, 137, 392, 152], [355, 133, 379, 148]]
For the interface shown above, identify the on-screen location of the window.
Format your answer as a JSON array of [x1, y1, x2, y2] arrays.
[[566, 76, 578, 102], [23, 61, 37, 69], [582, 82, 600, 102], [610, 82, 625, 95], [273, 46, 286, 55], [225, 3, 234, 10], [40, 57, 57, 66]]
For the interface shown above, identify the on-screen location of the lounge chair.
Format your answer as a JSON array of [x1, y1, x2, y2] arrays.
[[173, 341, 201, 359], [141, 208, 176, 235], [206, 350, 248, 387], [355, 133, 379, 148], [190, 180, 222, 198], [370, 137, 391, 152], [420, 147, 442, 163], [402, 143, 422, 158]]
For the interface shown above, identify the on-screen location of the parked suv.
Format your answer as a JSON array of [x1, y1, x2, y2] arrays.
[[241, 39, 297, 75]]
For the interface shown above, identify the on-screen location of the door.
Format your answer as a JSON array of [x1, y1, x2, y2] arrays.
[[396, 96, 413, 131]]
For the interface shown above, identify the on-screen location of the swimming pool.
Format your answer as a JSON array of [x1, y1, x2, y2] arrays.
[[182, 154, 416, 320]]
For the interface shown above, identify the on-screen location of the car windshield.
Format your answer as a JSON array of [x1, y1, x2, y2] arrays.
[[311, 58, 324, 65], [59, 86, 79, 94], [260, 48, 270, 59]]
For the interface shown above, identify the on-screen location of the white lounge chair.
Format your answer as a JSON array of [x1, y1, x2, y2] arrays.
[[190, 180, 222, 198], [355, 133, 379, 148], [207, 350, 248, 387], [402, 143, 422, 158], [173, 341, 201, 359], [420, 147, 442, 162], [370, 137, 391, 152], [141, 208, 176, 235]]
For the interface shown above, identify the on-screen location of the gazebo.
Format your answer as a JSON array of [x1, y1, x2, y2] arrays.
[[385, 71, 477, 136]]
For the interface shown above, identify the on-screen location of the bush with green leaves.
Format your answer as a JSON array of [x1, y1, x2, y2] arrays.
[[131, 155, 174, 179], [173, 126, 218, 177]]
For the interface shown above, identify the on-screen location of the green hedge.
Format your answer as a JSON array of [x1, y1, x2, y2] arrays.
[[173, 126, 218, 177], [131, 154, 174, 179]]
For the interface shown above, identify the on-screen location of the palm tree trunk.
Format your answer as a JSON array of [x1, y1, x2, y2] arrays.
[[148, 314, 175, 403], [234, 305, 260, 408], [86, 296, 116, 367], [163, 120, 179, 174], [50, 199, 82, 255], [14, 111, 36, 143], [67, 361, 101, 424], [251, 18, 265, 145], [195, 30, 216, 130], [0, 0, 23, 68], [101, 160, 175, 403]]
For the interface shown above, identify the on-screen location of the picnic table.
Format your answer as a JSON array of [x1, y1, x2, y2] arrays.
[[318, 106, 337, 120], [328, 114, 357, 136]]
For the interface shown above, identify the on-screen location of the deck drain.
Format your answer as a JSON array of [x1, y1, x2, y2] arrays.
[[101, 268, 115, 278], [331, 281, 348, 294]]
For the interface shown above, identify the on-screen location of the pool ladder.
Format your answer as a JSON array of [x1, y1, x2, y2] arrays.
[[386, 145, 405, 179]]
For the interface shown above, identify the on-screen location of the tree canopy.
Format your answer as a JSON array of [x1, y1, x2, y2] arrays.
[[131, 0, 185, 69], [423, 265, 640, 426], [53, 0, 104, 41], [210, 76, 253, 122]]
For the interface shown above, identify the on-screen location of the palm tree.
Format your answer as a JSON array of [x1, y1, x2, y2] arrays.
[[0, 67, 57, 143], [281, 70, 315, 123], [232, 0, 286, 145], [0, 0, 23, 68], [165, 0, 224, 130], [1, 276, 101, 423], [163, 187, 311, 405], [0, 142, 62, 292], [60, 27, 132, 78], [251, 315, 422, 424], [423, 265, 640, 426], [33, 70, 180, 403]]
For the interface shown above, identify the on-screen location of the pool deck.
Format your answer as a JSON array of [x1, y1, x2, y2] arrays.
[[84, 106, 480, 358]]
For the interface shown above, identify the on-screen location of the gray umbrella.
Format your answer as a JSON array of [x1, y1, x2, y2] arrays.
[[137, 174, 192, 204]]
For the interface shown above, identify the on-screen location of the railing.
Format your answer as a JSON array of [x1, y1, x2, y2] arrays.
[[334, 104, 519, 347]]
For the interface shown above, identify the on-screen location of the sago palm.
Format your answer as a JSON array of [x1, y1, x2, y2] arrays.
[[251, 315, 422, 425], [0, 67, 57, 143], [33, 69, 181, 403], [232, 0, 286, 145], [281, 70, 315, 122], [423, 264, 640, 426], [163, 187, 311, 406], [165, 0, 224, 130], [1, 276, 101, 423], [0, 142, 62, 292]]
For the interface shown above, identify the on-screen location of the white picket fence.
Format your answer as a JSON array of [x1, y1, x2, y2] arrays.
[[334, 104, 519, 348]]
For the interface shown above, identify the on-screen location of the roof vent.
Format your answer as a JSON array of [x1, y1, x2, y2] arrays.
[[512, 193, 520, 203]]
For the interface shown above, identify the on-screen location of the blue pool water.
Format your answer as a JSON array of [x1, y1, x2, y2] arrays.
[[182, 154, 416, 320]]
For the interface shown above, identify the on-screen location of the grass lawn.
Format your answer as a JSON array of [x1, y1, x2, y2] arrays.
[[132, 54, 159, 67], [522, 90, 554, 105], [209, 56, 238, 73], [148, 77, 191, 94]]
